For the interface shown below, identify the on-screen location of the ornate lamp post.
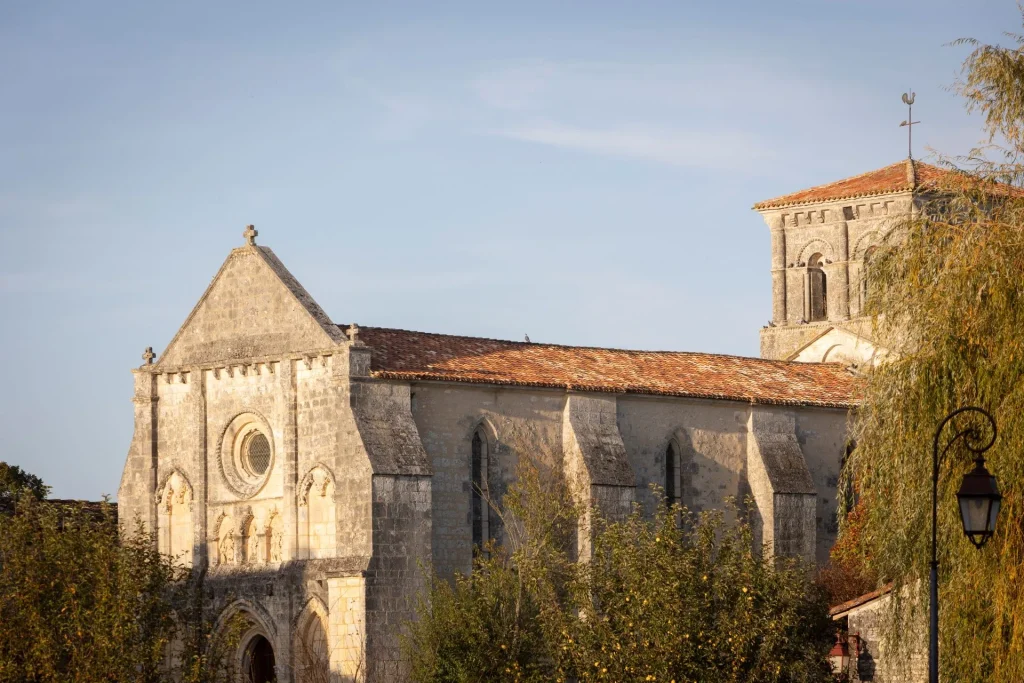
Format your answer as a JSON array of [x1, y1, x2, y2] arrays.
[[929, 407, 1002, 683]]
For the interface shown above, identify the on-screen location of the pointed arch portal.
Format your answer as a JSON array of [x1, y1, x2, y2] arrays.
[[244, 634, 276, 683]]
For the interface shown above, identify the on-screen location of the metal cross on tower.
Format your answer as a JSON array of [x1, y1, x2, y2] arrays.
[[900, 91, 920, 159]]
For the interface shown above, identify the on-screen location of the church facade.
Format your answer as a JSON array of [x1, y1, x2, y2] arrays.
[[119, 191, 865, 680]]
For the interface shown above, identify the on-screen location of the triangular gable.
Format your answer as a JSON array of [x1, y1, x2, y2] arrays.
[[785, 326, 878, 365], [158, 245, 345, 366], [783, 327, 836, 361]]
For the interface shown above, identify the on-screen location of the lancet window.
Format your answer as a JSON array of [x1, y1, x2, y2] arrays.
[[471, 428, 490, 551]]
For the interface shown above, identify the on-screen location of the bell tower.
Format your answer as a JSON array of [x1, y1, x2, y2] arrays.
[[751, 159, 939, 364]]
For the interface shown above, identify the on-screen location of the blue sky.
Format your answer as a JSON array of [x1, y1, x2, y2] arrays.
[[0, 1, 1017, 498]]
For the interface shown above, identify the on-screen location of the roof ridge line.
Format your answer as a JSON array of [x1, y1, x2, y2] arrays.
[[338, 323, 854, 369], [753, 160, 911, 210]]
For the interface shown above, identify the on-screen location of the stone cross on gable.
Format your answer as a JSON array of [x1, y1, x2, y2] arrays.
[[243, 224, 258, 246], [142, 347, 156, 365], [346, 323, 360, 343]]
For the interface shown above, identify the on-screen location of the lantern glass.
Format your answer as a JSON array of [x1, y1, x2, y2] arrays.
[[956, 459, 1001, 549], [829, 637, 850, 674]]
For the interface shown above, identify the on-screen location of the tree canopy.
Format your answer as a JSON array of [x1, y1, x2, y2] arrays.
[[0, 461, 49, 507], [0, 468, 242, 683], [405, 464, 834, 683], [840, 15, 1024, 681]]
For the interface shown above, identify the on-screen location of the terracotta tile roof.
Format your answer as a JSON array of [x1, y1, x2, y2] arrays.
[[341, 326, 859, 408], [829, 583, 894, 618], [753, 159, 952, 210]]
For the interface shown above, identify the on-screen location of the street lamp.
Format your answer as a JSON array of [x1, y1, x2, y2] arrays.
[[929, 407, 1002, 683], [829, 632, 860, 680], [828, 633, 850, 677], [956, 458, 1002, 549]]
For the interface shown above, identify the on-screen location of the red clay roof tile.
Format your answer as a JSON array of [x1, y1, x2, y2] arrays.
[[753, 159, 950, 210], [829, 583, 895, 618], [342, 326, 859, 408]]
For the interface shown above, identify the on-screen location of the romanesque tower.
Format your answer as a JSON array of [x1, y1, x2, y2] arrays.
[[753, 159, 952, 364]]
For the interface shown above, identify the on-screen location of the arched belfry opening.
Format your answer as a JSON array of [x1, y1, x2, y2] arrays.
[[471, 428, 490, 552], [806, 252, 828, 322], [243, 634, 275, 683]]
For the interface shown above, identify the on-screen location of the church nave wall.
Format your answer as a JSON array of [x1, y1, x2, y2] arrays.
[[407, 383, 564, 578], [617, 396, 747, 519]]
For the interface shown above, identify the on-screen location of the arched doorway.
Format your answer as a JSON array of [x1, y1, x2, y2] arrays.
[[243, 634, 276, 683]]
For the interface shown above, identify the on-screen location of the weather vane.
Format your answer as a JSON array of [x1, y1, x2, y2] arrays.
[[900, 91, 919, 159]]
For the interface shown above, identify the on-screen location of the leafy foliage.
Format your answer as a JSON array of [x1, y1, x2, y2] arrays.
[[405, 463, 834, 683], [0, 482, 244, 682], [0, 496, 181, 682], [839, 15, 1024, 680], [818, 500, 878, 606], [0, 461, 49, 506]]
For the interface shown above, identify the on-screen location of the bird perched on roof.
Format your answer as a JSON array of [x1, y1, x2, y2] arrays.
[[524, 334, 531, 343]]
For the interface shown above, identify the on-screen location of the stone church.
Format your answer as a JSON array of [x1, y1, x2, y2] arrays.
[[118, 160, 940, 682]]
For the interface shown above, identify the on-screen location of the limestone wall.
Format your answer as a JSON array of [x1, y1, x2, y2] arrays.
[[408, 383, 565, 578], [838, 591, 927, 682], [793, 407, 850, 563], [617, 396, 747, 517], [365, 475, 432, 681], [406, 381, 848, 574], [758, 194, 913, 360]]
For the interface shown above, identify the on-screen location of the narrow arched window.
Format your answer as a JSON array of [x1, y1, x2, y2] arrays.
[[806, 253, 828, 322], [839, 441, 858, 514], [665, 443, 679, 507], [471, 429, 489, 551]]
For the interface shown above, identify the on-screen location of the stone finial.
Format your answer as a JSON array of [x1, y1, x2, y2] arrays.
[[346, 323, 360, 343], [142, 347, 156, 365], [243, 224, 258, 246]]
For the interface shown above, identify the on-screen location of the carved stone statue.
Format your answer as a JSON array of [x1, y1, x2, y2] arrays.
[[219, 531, 235, 565], [247, 527, 261, 564], [271, 530, 283, 562]]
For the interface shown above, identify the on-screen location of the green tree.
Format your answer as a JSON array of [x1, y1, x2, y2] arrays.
[[839, 15, 1024, 680], [0, 496, 181, 682], [0, 461, 49, 506], [405, 463, 834, 683], [0, 472, 243, 683]]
